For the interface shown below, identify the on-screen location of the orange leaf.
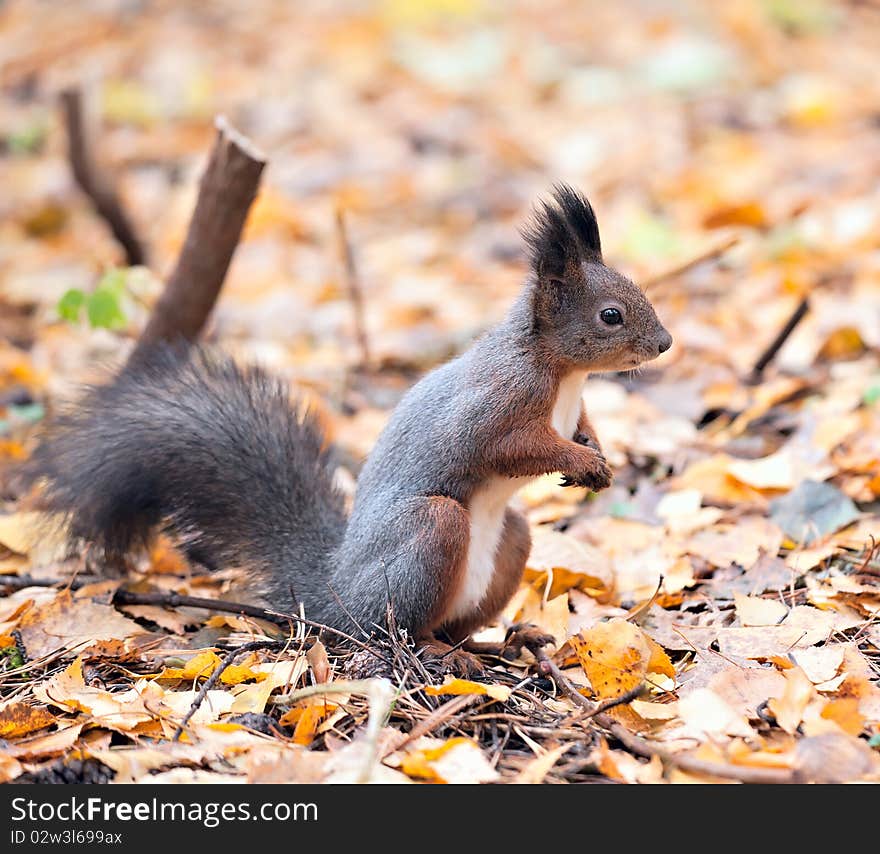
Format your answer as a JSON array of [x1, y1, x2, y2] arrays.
[[0, 702, 56, 739]]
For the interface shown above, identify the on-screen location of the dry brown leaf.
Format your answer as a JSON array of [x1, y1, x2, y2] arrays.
[[514, 743, 572, 783], [307, 640, 331, 684], [525, 526, 613, 598], [790, 644, 846, 684], [0, 753, 23, 783], [706, 666, 786, 719], [5, 724, 84, 760], [678, 688, 753, 738], [17, 590, 146, 660], [794, 733, 878, 783], [734, 592, 788, 626]]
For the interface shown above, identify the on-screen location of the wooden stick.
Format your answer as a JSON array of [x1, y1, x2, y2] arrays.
[[128, 116, 266, 364], [60, 88, 147, 267], [173, 639, 285, 741], [334, 206, 371, 369], [747, 297, 810, 383]]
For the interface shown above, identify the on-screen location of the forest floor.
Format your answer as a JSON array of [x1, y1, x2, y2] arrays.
[[1, 0, 880, 783]]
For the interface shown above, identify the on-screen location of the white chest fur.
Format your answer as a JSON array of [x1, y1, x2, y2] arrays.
[[446, 371, 588, 622]]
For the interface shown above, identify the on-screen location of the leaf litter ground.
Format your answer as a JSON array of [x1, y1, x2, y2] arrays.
[[1, 0, 880, 783]]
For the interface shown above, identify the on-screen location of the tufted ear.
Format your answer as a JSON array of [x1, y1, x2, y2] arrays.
[[521, 184, 602, 279]]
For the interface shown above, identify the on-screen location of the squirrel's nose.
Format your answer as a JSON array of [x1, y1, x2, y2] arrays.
[[657, 331, 673, 354]]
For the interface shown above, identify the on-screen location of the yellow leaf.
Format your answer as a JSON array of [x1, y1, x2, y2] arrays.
[[424, 678, 511, 702], [645, 636, 676, 679], [159, 651, 221, 681], [571, 618, 673, 718], [220, 664, 266, 686], [0, 702, 56, 739], [401, 737, 498, 784]]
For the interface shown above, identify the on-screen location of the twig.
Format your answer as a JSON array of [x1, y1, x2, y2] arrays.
[[0, 574, 365, 649], [747, 297, 810, 383], [60, 88, 147, 267], [271, 678, 395, 782], [334, 206, 371, 369], [129, 116, 266, 364], [642, 235, 739, 294], [534, 649, 794, 784], [0, 574, 88, 592], [173, 639, 285, 741], [381, 694, 480, 759]]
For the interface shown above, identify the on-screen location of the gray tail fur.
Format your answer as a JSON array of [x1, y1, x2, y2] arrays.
[[26, 347, 346, 611]]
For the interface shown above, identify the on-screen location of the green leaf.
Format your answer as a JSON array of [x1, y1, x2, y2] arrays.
[[97, 267, 128, 298], [86, 288, 127, 329], [57, 289, 87, 323], [0, 646, 24, 668], [7, 121, 48, 156]]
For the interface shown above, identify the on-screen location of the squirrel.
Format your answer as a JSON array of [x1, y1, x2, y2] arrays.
[[27, 184, 671, 649]]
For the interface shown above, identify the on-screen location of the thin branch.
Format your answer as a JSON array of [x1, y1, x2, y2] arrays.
[[747, 297, 810, 383], [642, 235, 739, 294], [380, 694, 480, 759], [534, 649, 794, 784], [0, 574, 362, 647], [173, 639, 286, 741], [60, 87, 147, 267], [128, 115, 266, 364], [335, 205, 371, 369]]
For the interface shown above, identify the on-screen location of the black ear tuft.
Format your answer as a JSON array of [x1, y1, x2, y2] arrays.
[[521, 184, 601, 276]]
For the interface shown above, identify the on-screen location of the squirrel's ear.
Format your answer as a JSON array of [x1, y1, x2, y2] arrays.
[[521, 184, 602, 278]]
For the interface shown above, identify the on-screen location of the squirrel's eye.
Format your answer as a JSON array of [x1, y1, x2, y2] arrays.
[[600, 308, 623, 326]]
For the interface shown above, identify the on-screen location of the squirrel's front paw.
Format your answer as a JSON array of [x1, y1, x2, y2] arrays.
[[561, 453, 613, 492]]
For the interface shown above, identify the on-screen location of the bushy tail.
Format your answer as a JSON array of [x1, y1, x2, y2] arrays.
[[27, 347, 347, 610]]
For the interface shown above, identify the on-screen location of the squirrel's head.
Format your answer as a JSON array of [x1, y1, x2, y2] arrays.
[[522, 185, 672, 372]]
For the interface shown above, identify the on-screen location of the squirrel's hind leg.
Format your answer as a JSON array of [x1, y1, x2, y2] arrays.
[[440, 508, 531, 643], [361, 495, 470, 638]]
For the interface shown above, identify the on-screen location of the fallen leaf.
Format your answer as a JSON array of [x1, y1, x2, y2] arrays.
[[770, 480, 860, 546], [401, 737, 499, 784], [572, 618, 674, 716], [17, 590, 146, 660], [425, 677, 511, 702], [768, 667, 814, 734], [678, 688, 754, 738], [525, 527, 613, 597], [790, 644, 846, 684], [515, 743, 572, 783], [0, 701, 56, 739], [819, 698, 864, 736], [734, 592, 788, 626], [793, 732, 878, 782]]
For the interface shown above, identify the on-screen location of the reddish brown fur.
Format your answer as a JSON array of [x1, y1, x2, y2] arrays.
[[415, 495, 471, 636], [442, 508, 531, 641]]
